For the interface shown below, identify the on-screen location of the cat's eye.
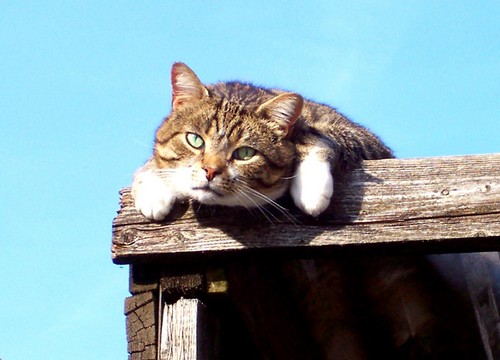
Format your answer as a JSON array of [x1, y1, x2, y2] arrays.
[[233, 146, 256, 161], [186, 133, 204, 149]]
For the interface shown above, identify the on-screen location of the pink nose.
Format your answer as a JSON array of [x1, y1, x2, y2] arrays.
[[203, 166, 221, 181]]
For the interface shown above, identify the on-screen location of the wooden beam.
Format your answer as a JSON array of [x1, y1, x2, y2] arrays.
[[461, 252, 500, 359], [112, 153, 500, 264], [125, 291, 157, 360], [159, 298, 213, 360]]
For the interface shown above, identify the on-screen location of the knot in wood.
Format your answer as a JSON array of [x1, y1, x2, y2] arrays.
[[117, 229, 138, 246], [170, 229, 187, 244]]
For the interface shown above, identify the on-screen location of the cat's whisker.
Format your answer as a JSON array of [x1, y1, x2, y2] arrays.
[[154, 169, 178, 180], [234, 179, 300, 225], [235, 179, 289, 211], [233, 188, 279, 225], [232, 191, 276, 224], [235, 180, 289, 211], [154, 169, 178, 174], [132, 139, 154, 149], [231, 180, 283, 223]]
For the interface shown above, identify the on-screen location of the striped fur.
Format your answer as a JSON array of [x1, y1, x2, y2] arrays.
[[132, 62, 392, 220]]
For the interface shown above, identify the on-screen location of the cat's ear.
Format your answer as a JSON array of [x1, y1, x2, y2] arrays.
[[257, 93, 303, 138], [171, 62, 209, 111]]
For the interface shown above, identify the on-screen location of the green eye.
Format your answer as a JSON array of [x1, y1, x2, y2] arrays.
[[233, 146, 256, 161], [186, 133, 204, 149]]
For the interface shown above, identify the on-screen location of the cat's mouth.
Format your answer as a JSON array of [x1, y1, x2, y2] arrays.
[[192, 185, 225, 197]]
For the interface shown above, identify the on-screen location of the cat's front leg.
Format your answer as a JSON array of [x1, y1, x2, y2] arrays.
[[131, 163, 176, 221], [291, 147, 334, 217]]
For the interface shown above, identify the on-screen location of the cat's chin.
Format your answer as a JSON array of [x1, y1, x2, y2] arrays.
[[188, 186, 286, 208], [189, 188, 235, 206], [206, 188, 288, 209]]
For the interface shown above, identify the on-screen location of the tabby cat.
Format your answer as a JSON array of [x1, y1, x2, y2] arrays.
[[131, 63, 483, 359], [132, 62, 391, 220]]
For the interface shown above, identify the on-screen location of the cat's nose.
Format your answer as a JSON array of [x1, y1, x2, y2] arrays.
[[203, 166, 222, 181]]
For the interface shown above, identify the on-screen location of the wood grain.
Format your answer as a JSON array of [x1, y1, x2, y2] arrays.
[[125, 291, 157, 360], [160, 298, 212, 360], [112, 153, 500, 264]]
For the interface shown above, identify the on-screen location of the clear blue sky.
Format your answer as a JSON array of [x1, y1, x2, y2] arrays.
[[1, 1, 498, 359]]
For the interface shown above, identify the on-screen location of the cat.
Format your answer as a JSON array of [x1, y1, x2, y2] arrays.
[[131, 63, 484, 359], [132, 62, 392, 221]]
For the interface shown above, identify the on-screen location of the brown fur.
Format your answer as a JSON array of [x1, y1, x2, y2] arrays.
[[154, 62, 392, 182]]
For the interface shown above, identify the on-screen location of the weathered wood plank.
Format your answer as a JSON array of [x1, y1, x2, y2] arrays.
[[125, 291, 158, 360], [461, 253, 500, 359], [112, 153, 500, 263], [160, 298, 213, 360]]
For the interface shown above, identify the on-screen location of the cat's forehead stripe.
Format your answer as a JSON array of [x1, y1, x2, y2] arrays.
[[224, 119, 244, 141], [206, 99, 247, 140]]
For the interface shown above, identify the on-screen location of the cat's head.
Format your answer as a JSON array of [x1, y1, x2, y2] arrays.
[[153, 62, 303, 208]]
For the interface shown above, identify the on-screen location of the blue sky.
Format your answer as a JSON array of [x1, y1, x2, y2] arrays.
[[1, 1, 498, 359]]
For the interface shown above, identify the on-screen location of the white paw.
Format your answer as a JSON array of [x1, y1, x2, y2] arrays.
[[132, 171, 176, 221], [291, 155, 333, 217]]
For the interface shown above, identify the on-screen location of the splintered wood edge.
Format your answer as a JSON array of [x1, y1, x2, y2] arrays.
[[112, 154, 500, 264]]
